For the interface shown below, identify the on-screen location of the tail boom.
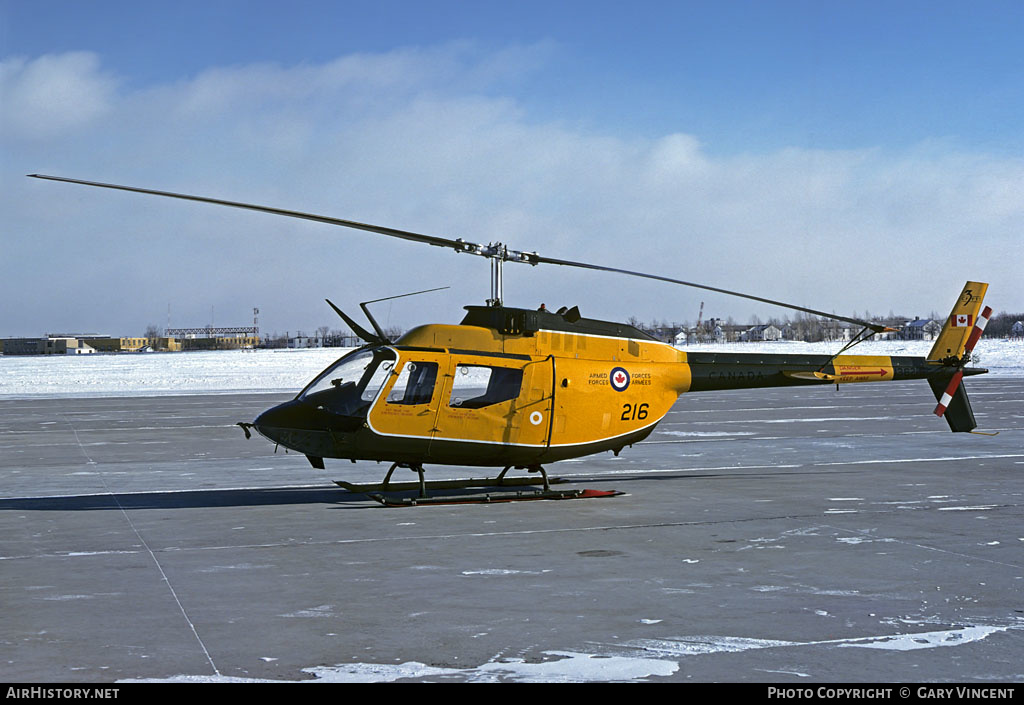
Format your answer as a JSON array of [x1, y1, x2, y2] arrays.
[[680, 280, 991, 433], [682, 352, 960, 393]]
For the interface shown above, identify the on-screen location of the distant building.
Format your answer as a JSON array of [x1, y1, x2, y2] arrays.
[[904, 318, 942, 340], [50, 337, 96, 354], [721, 323, 749, 342], [1, 334, 185, 355], [87, 336, 182, 352], [641, 325, 685, 344], [1011, 321, 1024, 339], [3, 336, 96, 355], [166, 325, 258, 350], [741, 324, 782, 342], [179, 336, 258, 350], [874, 319, 908, 341], [1, 338, 43, 355], [821, 322, 855, 342], [288, 335, 324, 349]]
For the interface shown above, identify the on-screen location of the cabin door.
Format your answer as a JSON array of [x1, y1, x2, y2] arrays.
[[431, 354, 554, 462]]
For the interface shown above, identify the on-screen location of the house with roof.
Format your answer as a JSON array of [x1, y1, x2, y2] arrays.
[[904, 317, 942, 340], [741, 324, 782, 342]]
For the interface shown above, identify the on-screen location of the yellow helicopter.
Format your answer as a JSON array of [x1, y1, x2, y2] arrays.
[[29, 175, 992, 505]]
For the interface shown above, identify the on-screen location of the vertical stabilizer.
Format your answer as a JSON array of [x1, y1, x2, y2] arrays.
[[927, 282, 989, 362]]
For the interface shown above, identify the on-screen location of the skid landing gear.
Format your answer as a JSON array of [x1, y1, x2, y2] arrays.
[[369, 488, 624, 507], [333, 463, 566, 494], [333, 463, 623, 506], [496, 464, 552, 491], [384, 462, 428, 498]]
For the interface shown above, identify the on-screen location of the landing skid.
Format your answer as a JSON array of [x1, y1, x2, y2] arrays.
[[369, 488, 623, 507], [334, 463, 565, 496], [334, 475, 566, 493], [335, 462, 620, 506]]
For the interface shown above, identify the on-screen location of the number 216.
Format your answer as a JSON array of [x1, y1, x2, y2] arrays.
[[621, 403, 649, 421]]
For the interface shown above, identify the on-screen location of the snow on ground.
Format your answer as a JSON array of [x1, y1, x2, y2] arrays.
[[1, 339, 1021, 399], [0, 348, 351, 399]]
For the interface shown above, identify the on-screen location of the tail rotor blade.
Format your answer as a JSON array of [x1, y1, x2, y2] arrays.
[[933, 369, 964, 417], [963, 306, 993, 357]]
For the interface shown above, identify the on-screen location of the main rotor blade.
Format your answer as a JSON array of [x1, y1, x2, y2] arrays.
[[29, 173, 893, 334], [28, 174, 469, 251], [532, 254, 893, 334]]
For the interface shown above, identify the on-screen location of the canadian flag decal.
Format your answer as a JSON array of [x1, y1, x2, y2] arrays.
[[951, 314, 973, 327]]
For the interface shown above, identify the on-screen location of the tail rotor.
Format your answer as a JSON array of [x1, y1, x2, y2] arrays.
[[933, 305, 991, 420]]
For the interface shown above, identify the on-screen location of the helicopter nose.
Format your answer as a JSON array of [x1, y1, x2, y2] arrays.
[[251, 399, 359, 459], [252, 400, 327, 453], [252, 399, 311, 442]]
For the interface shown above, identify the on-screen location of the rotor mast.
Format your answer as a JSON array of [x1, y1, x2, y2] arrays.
[[489, 252, 503, 307], [452, 240, 538, 308]]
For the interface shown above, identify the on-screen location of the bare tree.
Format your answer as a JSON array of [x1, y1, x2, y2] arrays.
[[988, 311, 1024, 338]]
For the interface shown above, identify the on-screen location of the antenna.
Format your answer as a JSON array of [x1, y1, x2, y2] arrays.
[[326, 286, 449, 345], [359, 286, 450, 341]]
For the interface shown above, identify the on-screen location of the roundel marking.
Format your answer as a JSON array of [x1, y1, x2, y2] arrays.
[[610, 367, 630, 392], [529, 411, 544, 426]]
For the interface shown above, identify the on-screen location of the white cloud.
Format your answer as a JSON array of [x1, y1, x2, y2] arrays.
[[4, 46, 1022, 337], [0, 52, 119, 139]]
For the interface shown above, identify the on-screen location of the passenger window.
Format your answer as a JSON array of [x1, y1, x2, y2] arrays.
[[449, 365, 524, 409], [361, 360, 395, 401], [387, 361, 438, 405]]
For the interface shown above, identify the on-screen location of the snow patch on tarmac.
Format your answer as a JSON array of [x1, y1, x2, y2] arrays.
[[123, 623, 1017, 682]]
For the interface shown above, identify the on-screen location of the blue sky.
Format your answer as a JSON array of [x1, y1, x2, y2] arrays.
[[6, 1, 1022, 153], [2, 1, 1022, 336]]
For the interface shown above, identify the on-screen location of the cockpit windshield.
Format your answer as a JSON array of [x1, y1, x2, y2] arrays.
[[298, 347, 397, 416]]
